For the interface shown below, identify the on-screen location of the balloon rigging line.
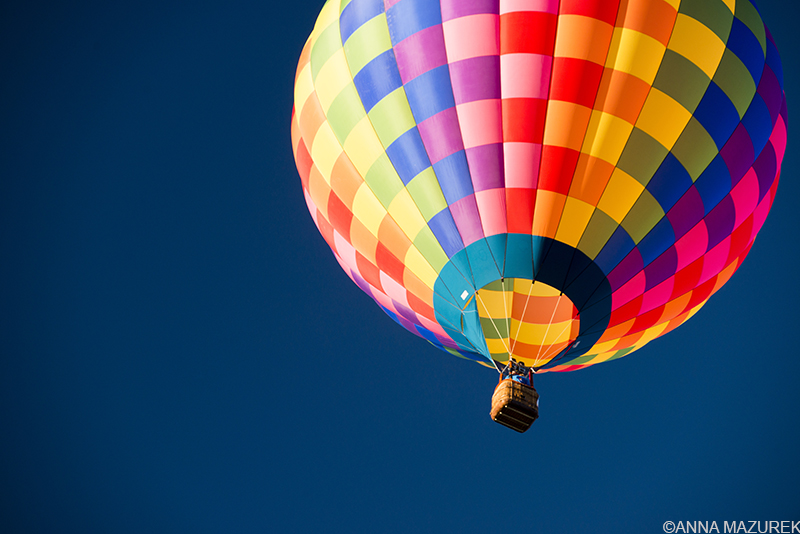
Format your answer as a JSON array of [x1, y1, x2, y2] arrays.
[[533, 294, 566, 368], [536, 315, 577, 366], [510, 279, 537, 359], [500, 278, 512, 359], [475, 292, 511, 360]]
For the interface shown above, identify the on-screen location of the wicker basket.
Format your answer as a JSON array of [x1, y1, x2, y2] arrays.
[[490, 379, 539, 433]]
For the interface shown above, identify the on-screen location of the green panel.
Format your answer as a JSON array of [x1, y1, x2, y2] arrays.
[[677, 0, 734, 43], [563, 353, 598, 366], [604, 347, 635, 362], [577, 209, 619, 260], [406, 167, 447, 221], [480, 317, 509, 339], [413, 227, 449, 272], [368, 88, 417, 147], [671, 118, 719, 180], [342, 13, 393, 74], [310, 22, 342, 81], [617, 128, 669, 186], [364, 153, 403, 206], [326, 84, 366, 143], [735, 0, 766, 54], [712, 49, 757, 118], [481, 279, 506, 292], [621, 190, 664, 243], [652, 50, 711, 113]]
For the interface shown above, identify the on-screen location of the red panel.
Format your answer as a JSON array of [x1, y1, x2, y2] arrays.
[[499, 12, 557, 55], [549, 57, 605, 108], [327, 193, 353, 241], [294, 136, 313, 191], [538, 146, 580, 195], [316, 212, 336, 252], [671, 257, 704, 299], [502, 98, 547, 143], [609, 295, 643, 327], [506, 188, 536, 234], [560, 0, 620, 26], [726, 215, 754, 265], [356, 252, 383, 292], [631, 305, 664, 333], [687, 277, 716, 310], [407, 291, 436, 322], [375, 242, 406, 285]]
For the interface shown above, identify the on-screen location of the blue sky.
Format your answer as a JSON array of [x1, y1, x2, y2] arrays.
[[1, 1, 798, 532]]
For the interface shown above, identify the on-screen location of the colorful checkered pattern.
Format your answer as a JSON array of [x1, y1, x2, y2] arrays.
[[292, 0, 787, 372]]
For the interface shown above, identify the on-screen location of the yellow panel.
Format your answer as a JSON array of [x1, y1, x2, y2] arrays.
[[294, 63, 315, 116], [314, 50, 353, 113], [387, 189, 426, 240], [668, 14, 726, 78], [476, 291, 512, 318], [343, 13, 393, 74], [542, 101, 592, 150], [662, 0, 681, 9], [513, 320, 575, 345], [368, 88, 417, 147], [635, 88, 691, 149], [582, 110, 634, 165], [309, 122, 342, 184], [555, 197, 595, 247], [312, 0, 341, 39], [485, 337, 511, 354], [532, 191, 566, 239], [586, 339, 619, 355], [720, 0, 735, 14], [605, 27, 666, 84], [529, 281, 561, 298], [403, 246, 437, 289], [342, 117, 384, 176], [634, 322, 670, 346], [351, 183, 386, 235], [597, 168, 644, 224]]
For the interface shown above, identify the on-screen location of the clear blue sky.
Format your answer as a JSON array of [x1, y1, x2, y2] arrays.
[[1, 1, 798, 533]]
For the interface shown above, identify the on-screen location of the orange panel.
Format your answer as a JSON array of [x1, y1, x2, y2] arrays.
[[569, 154, 614, 207], [594, 68, 652, 124], [329, 153, 364, 208]]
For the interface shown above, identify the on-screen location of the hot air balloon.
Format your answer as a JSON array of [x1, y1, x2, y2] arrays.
[[291, 0, 787, 431]]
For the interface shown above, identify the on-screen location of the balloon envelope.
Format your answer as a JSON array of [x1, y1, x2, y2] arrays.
[[292, 0, 787, 372]]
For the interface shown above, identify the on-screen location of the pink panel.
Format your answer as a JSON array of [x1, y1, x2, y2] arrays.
[[500, 0, 559, 15], [475, 187, 509, 236], [772, 115, 788, 164], [503, 142, 541, 188], [751, 188, 775, 238], [456, 99, 503, 149], [419, 315, 449, 338], [303, 189, 319, 226], [449, 195, 487, 245], [442, 14, 499, 63], [729, 169, 759, 229], [380, 271, 410, 308], [334, 254, 355, 283], [333, 230, 358, 272], [674, 222, 708, 271], [370, 285, 396, 314], [500, 54, 552, 98], [699, 239, 731, 285], [612, 271, 646, 311], [641, 277, 675, 313]]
